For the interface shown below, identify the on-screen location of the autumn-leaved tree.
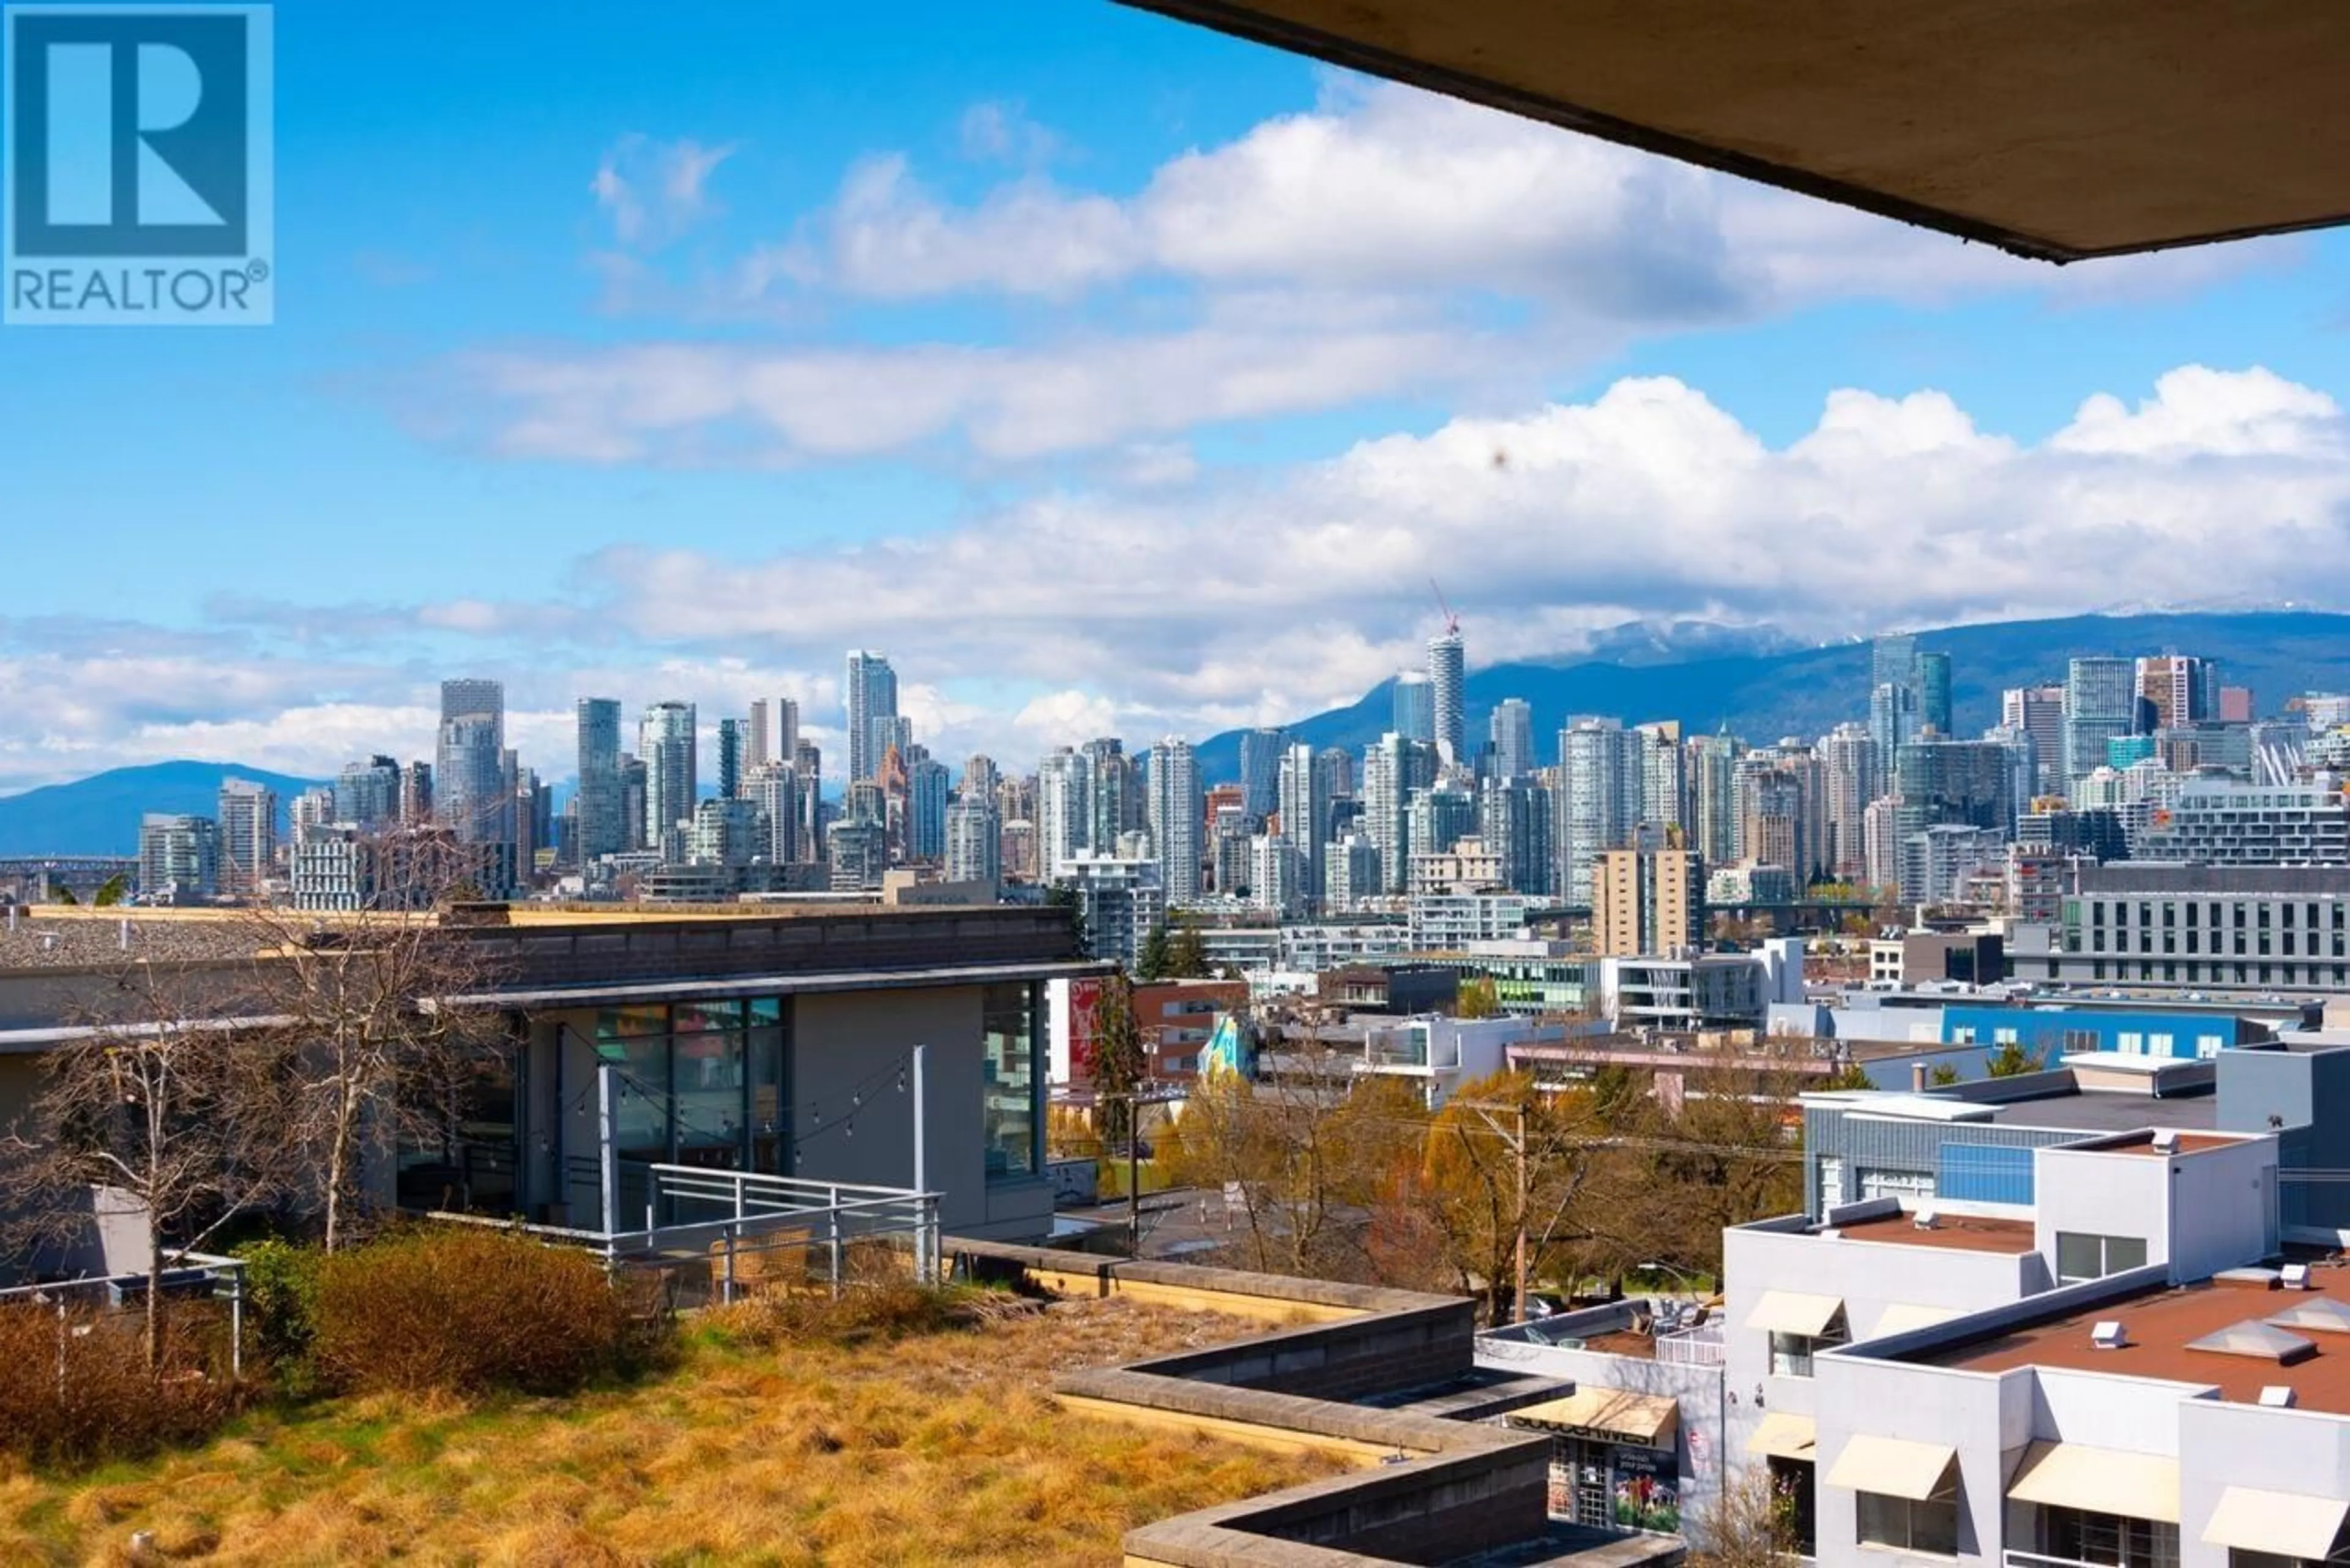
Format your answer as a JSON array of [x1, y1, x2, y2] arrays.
[[1403, 1069, 1619, 1324], [2, 963, 292, 1371], [1162, 1020, 1422, 1282], [1454, 976, 1503, 1019]]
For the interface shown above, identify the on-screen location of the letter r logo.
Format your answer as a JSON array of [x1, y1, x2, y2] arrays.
[[9, 9, 249, 257]]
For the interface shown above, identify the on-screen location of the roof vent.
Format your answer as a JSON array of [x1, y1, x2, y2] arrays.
[[1913, 1208, 1940, 1231], [2152, 1130, 2180, 1153], [2282, 1263, 2313, 1290], [2260, 1386, 2298, 1408], [2091, 1320, 2128, 1350]]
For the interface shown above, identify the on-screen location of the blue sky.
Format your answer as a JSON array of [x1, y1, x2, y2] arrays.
[[2, 0, 2347, 789]]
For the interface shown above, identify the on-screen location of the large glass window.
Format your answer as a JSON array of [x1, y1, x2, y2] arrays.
[[981, 982, 1040, 1180], [673, 1001, 747, 1168], [597, 1006, 673, 1167], [749, 998, 786, 1174], [1858, 1479, 1958, 1556]]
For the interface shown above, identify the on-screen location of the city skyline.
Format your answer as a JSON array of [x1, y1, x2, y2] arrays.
[[2, 3, 2347, 794]]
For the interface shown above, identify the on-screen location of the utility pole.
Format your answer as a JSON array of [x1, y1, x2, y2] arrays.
[[1513, 1096, 1529, 1325], [1103, 1083, 1181, 1260], [1459, 1089, 1535, 1324]]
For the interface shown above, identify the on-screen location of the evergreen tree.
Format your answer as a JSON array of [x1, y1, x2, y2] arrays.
[[1135, 921, 1173, 982], [1093, 972, 1146, 1149], [1166, 921, 1210, 980]]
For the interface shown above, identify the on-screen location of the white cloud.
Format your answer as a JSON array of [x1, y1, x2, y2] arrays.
[[22, 367, 2348, 789], [499, 82, 2292, 471], [440, 364, 2350, 763], [591, 133, 740, 248], [957, 100, 1064, 166]]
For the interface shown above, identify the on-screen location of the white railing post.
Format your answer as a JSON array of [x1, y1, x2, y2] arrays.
[[828, 1185, 843, 1298]]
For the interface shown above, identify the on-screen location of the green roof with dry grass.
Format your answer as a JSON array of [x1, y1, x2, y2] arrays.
[[0, 1296, 1340, 1567]]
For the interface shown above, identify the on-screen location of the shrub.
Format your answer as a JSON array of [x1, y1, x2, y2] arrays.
[[711, 1279, 1029, 1349], [234, 1238, 323, 1391], [0, 1302, 236, 1468], [311, 1226, 643, 1398]]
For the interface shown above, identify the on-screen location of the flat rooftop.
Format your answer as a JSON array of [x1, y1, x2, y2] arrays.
[[1819, 1082, 2223, 1137], [1920, 1267, 2350, 1414], [2081, 1131, 2245, 1158], [1832, 1212, 2038, 1256]]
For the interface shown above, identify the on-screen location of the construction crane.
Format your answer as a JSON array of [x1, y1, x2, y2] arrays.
[[1429, 578, 1460, 638]]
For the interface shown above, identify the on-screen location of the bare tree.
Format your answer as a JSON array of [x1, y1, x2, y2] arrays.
[[239, 904, 511, 1251], [2, 962, 292, 1372], [1690, 1464, 1800, 1568]]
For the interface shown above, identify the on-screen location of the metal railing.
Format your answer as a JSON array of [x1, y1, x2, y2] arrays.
[[429, 1164, 942, 1307], [1654, 1320, 1727, 1367], [2005, 1551, 2169, 1568], [0, 1253, 249, 1375]]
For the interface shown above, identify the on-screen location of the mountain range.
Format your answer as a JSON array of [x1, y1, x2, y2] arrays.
[[0, 762, 318, 859], [1192, 610, 2350, 781]]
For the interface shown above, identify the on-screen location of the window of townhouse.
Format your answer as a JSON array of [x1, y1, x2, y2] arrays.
[[2054, 1231, 2147, 1286], [1770, 1318, 1846, 1377], [1857, 1476, 1959, 1556], [2043, 1506, 2179, 1568]]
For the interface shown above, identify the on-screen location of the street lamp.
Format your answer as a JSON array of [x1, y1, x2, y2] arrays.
[[1636, 1259, 1706, 1296]]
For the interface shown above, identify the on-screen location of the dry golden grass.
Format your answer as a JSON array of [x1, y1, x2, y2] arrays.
[[0, 1297, 1332, 1567]]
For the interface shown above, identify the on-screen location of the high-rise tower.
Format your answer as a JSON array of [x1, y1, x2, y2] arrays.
[[1427, 630, 1466, 766], [575, 698, 624, 861], [845, 652, 898, 784]]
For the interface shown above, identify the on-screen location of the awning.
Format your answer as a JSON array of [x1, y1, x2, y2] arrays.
[[1746, 1290, 1845, 1338], [1745, 1413, 1817, 1462], [1871, 1303, 1961, 1339], [2007, 1441, 2180, 1525], [1825, 1435, 1956, 1501], [2201, 1487, 2350, 1560], [1512, 1388, 1680, 1449]]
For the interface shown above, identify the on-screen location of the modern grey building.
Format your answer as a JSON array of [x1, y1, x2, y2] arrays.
[[1238, 727, 1286, 819], [216, 778, 277, 897], [138, 813, 218, 899], [2024, 862, 2350, 994], [1559, 717, 1640, 906], [1427, 629, 1466, 766], [2142, 779, 2350, 865], [2064, 656, 2139, 783], [946, 798, 1002, 891], [436, 679, 509, 854], [844, 650, 897, 784], [638, 700, 698, 857], [1146, 737, 1203, 903], [1278, 741, 1330, 907], [1488, 698, 1534, 782], [575, 698, 625, 863], [1393, 671, 1436, 746]]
